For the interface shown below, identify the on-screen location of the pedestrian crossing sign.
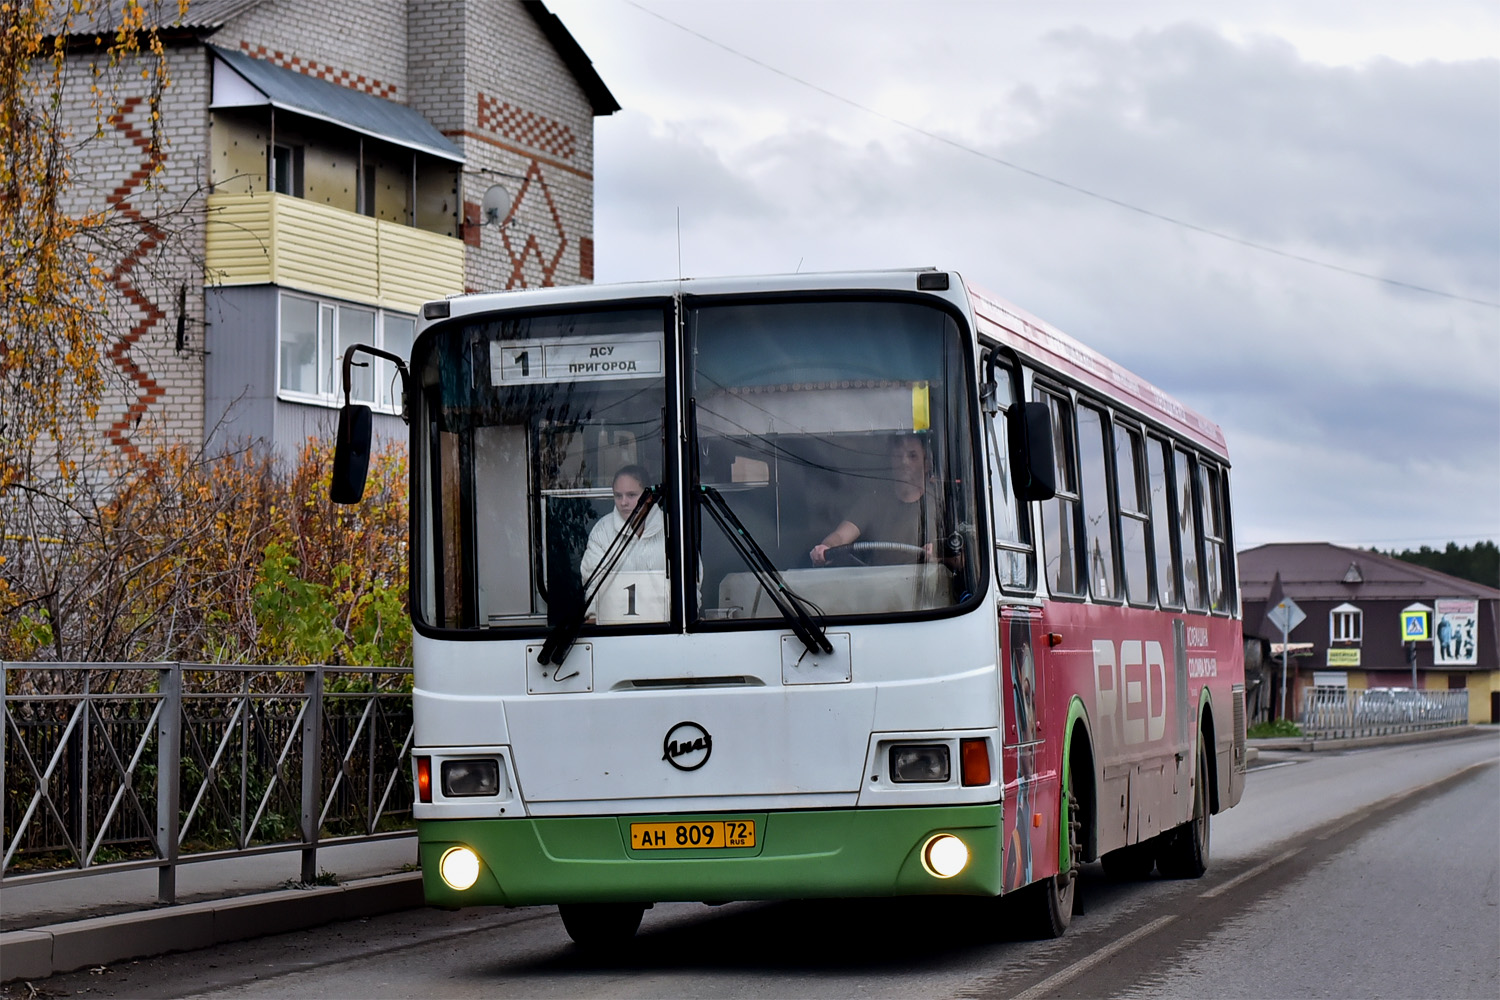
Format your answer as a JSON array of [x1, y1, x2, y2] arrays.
[[1401, 609, 1429, 641]]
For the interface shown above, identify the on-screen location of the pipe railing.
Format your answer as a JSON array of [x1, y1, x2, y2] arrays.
[[1299, 686, 1469, 739], [2, 662, 413, 903]]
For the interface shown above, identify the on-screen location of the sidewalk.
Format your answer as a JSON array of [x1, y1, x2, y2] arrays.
[[2, 837, 423, 983]]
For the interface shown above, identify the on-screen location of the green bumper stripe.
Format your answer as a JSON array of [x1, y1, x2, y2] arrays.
[[419, 804, 1002, 907]]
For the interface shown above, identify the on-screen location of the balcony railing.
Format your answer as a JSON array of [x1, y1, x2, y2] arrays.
[[205, 191, 464, 313]]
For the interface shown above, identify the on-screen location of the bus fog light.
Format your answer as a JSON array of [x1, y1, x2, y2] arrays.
[[439, 846, 481, 891], [441, 758, 502, 797], [923, 834, 969, 878], [891, 744, 950, 782]]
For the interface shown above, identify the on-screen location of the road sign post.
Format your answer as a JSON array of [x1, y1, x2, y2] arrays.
[[1401, 604, 1432, 692], [1267, 597, 1305, 721]]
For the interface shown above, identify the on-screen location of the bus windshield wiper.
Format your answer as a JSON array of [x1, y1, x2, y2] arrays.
[[537, 486, 661, 666], [696, 485, 833, 657]]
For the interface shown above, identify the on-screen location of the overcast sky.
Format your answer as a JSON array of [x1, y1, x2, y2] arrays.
[[548, 0, 1500, 554]]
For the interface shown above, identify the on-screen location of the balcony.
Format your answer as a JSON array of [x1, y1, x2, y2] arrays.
[[205, 191, 464, 313]]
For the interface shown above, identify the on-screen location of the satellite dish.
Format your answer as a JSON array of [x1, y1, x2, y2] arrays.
[[480, 184, 513, 227]]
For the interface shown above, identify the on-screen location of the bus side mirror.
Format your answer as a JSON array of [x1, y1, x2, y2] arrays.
[[331, 403, 373, 504], [1008, 401, 1057, 502]]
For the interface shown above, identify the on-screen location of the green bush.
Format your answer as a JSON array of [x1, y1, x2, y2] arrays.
[[1248, 718, 1303, 738]]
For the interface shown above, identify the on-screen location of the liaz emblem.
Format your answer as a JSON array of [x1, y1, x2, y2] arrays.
[[662, 721, 712, 771]]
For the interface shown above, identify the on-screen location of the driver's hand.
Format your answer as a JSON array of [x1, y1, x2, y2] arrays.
[[922, 543, 936, 562], [810, 544, 830, 566]]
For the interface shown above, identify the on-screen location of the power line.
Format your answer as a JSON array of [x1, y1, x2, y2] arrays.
[[622, 1, 1500, 310]]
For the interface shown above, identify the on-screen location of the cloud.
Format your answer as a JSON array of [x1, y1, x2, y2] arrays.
[[571, 5, 1499, 548]]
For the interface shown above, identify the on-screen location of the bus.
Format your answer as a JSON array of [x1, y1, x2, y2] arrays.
[[331, 268, 1246, 947]]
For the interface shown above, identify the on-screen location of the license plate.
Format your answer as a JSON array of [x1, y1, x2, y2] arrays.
[[629, 819, 756, 851]]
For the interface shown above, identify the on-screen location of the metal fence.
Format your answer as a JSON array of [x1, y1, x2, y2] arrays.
[[1299, 686, 1469, 739], [2, 662, 414, 903]]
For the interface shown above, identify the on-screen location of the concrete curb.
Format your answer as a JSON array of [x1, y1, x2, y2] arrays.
[[1, 871, 424, 983], [1249, 724, 1483, 753]]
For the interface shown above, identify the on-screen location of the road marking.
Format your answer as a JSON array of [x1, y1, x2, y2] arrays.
[[1315, 758, 1495, 841], [1200, 853, 1288, 899], [1010, 914, 1177, 1000]]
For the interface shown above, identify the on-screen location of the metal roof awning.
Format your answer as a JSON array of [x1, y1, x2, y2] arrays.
[[209, 46, 463, 163]]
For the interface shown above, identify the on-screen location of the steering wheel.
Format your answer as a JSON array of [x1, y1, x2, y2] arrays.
[[824, 540, 927, 566]]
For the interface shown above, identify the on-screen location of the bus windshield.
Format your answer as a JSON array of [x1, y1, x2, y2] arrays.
[[691, 298, 980, 621], [412, 306, 670, 631]]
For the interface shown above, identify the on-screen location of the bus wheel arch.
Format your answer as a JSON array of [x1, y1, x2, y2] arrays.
[[1064, 713, 1098, 864]]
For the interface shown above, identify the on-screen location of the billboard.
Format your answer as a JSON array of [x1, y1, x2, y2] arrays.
[[1433, 599, 1479, 666]]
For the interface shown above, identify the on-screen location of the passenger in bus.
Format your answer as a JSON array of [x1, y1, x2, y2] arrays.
[[809, 434, 944, 566], [580, 465, 664, 616]]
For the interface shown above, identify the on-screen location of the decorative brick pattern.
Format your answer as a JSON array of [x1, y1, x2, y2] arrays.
[[238, 41, 398, 98], [499, 161, 568, 289], [477, 92, 575, 159], [102, 97, 170, 458]]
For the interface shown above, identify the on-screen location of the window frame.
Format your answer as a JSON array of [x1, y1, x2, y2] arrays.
[[276, 290, 414, 415], [983, 348, 1037, 596], [1330, 603, 1363, 643], [1112, 418, 1156, 608], [1075, 400, 1123, 605], [1033, 381, 1086, 601]]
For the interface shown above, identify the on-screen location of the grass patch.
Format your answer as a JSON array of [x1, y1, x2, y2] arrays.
[[1248, 719, 1303, 738]]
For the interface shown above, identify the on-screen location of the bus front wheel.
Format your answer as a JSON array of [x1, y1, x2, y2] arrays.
[[558, 901, 647, 950], [1015, 785, 1079, 939]]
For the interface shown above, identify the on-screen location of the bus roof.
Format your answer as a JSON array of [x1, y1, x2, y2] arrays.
[[963, 278, 1228, 459], [429, 269, 1228, 459]]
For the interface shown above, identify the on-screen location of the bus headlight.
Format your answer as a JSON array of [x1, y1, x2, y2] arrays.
[[890, 744, 950, 782], [439, 846, 481, 891], [922, 834, 969, 879], [441, 758, 502, 797]]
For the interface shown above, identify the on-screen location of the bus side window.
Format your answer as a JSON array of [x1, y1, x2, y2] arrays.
[[984, 360, 1034, 592], [1076, 403, 1119, 601], [1114, 423, 1152, 606], [1199, 462, 1232, 612], [1146, 435, 1181, 608], [1175, 446, 1207, 612], [1034, 386, 1083, 597]]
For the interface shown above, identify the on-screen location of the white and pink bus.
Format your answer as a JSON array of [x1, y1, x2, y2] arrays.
[[332, 269, 1246, 947]]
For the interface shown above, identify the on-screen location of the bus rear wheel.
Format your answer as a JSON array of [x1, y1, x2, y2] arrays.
[[1156, 742, 1210, 879], [558, 901, 647, 950]]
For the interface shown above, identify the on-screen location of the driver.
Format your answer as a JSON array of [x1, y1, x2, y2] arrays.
[[810, 434, 941, 566]]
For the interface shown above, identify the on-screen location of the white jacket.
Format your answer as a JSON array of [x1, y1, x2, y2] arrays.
[[580, 505, 667, 583]]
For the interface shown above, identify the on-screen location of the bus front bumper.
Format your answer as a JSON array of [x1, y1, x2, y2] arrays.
[[418, 804, 1002, 907]]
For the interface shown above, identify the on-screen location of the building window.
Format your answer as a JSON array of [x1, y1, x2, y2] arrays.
[[268, 143, 304, 197], [277, 292, 413, 413], [1330, 602, 1362, 643]]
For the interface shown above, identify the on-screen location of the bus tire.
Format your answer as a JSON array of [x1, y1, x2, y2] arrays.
[[1100, 841, 1155, 881], [558, 901, 646, 949], [1156, 742, 1210, 879], [1016, 785, 1078, 939]]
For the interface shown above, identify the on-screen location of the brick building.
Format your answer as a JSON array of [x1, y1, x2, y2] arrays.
[[1239, 542, 1500, 724], [48, 0, 616, 458]]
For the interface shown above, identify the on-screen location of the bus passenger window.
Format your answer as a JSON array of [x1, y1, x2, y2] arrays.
[[1175, 446, 1207, 612], [1199, 463, 1232, 612], [1035, 388, 1083, 597], [985, 368, 1034, 592], [1076, 404, 1118, 601], [1146, 436, 1180, 608], [1114, 424, 1152, 605]]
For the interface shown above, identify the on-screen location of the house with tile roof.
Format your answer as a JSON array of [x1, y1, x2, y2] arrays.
[[1239, 542, 1499, 724], [43, 0, 616, 460]]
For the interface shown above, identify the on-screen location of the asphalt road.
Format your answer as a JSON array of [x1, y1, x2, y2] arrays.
[[14, 732, 1497, 1000]]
